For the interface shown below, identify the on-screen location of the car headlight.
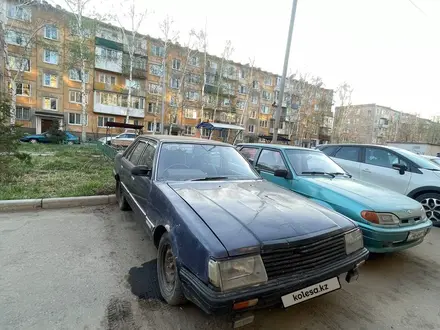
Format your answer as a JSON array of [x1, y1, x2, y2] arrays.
[[361, 211, 400, 225], [208, 255, 268, 292], [344, 229, 364, 255]]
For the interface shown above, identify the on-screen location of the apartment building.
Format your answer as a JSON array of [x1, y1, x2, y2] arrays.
[[2, 0, 333, 143], [334, 104, 438, 145]]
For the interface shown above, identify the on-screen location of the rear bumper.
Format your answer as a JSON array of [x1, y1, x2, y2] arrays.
[[179, 248, 369, 315], [358, 221, 432, 253]]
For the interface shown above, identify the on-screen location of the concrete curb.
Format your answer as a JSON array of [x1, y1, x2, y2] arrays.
[[0, 195, 117, 212]]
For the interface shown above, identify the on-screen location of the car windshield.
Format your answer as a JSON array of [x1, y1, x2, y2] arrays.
[[390, 147, 440, 170], [284, 149, 348, 176], [157, 143, 260, 181]]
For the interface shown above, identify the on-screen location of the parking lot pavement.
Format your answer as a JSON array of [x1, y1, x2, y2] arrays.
[[1, 206, 439, 330]]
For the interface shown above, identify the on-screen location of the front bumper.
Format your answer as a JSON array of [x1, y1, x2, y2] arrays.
[[179, 248, 369, 315]]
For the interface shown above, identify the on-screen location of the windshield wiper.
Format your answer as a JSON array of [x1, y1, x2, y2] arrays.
[[302, 171, 335, 178], [330, 172, 352, 178], [191, 176, 228, 181]]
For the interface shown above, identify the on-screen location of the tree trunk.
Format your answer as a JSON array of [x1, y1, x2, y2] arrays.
[[126, 56, 134, 123], [80, 60, 87, 142]]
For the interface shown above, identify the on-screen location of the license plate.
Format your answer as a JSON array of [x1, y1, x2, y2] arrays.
[[281, 277, 341, 308], [407, 229, 427, 241]]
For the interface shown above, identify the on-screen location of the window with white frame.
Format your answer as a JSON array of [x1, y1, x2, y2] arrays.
[[276, 77, 282, 86], [5, 30, 29, 46], [99, 47, 118, 61], [274, 90, 280, 101], [126, 79, 141, 90], [261, 105, 270, 114], [208, 60, 217, 70], [133, 57, 147, 70], [201, 128, 210, 137], [170, 78, 180, 89], [251, 95, 258, 104], [264, 76, 273, 86], [184, 109, 197, 119], [147, 121, 161, 132], [7, 5, 31, 21], [149, 64, 162, 76], [43, 49, 58, 64], [187, 74, 201, 85], [250, 110, 257, 119], [189, 56, 199, 67], [205, 94, 215, 104], [16, 83, 31, 97], [44, 25, 58, 40], [148, 102, 158, 113], [68, 113, 87, 125], [69, 90, 83, 103], [8, 56, 30, 72], [98, 116, 114, 127], [223, 98, 231, 106], [43, 97, 58, 110], [69, 69, 89, 82], [252, 80, 259, 89], [238, 85, 247, 94], [248, 124, 255, 133], [237, 101, 246, 110], [172, 59, 181, 70], [99, 73, 116, 85], [131, 97, 145, 110], [259, 120, 268, 128], [184, 126, 196, 135], [43, 73, 58, 88], [16, 107, 31, 120], [149, 83, 162, 95], [98, 92, 144, 109], [239, 70, 246, 79], [185, 91, 200, 101], [151, 45, 165, 57], [262, 90, 272, 101]]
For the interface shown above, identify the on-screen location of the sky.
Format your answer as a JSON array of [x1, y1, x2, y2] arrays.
[[55, 0, 440, 118]]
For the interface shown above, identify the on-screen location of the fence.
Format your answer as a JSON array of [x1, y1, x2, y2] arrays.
[[96, 142, 121, 160]]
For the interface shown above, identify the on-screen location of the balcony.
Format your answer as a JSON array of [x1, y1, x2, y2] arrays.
[[93, 92, 145, 118], [95, 50, 123, 73], [270, 128, 288, 135]]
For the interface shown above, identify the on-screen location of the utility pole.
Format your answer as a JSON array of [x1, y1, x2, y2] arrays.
[[272, 0, 299, 143]]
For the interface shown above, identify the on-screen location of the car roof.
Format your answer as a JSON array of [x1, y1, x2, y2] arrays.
[[138, 135, 231, 146], [317, 143, 401, 150], [237, 143, 320, 152]]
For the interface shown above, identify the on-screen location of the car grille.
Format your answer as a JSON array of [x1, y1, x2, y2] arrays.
[[261, 233, 347, 281]]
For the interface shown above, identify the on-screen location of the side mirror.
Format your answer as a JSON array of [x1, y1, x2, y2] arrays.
[[392, 163, 407, 175], [274, 169, 289, 178], [131, 165, 151, 177]]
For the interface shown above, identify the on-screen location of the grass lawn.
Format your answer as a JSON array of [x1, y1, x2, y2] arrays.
[[1, 143, 115, 200]]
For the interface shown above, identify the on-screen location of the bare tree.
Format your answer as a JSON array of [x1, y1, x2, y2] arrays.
[[1, 0, 54, 125], [239, 58, 255, 128], [333, 82, 354, 143], [192, 23, 208, 121], [113, 0, 148, 123], [212, 40, 233, 122]]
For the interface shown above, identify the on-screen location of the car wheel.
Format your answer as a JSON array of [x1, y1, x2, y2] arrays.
[[116, 181, 131, 211], [30, 139, 38, 144], [67, 141, 74, 145], [157, 233, 187, 305], [416, 193, 440, 226]]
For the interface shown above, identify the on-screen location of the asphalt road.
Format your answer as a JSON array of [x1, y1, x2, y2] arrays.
[[1, 205, 439, 330]]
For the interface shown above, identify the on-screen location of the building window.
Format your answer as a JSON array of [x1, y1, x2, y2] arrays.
[[170, 96, 177, 107], [68, 113, 87, 125], [237, 101, 245, 110], [43, 49, 59, 64], [16, 83, 31, 97], [251, 95, 258, 104], [126, 79, 140, 90], [260, 120, 268, 128], [261, 105, 270, 114], [16, 107, 31, 120], [248, 124, 255, 133], [8, 56, 30, 72], [184, 126, 196, 135], [151, 45, 165, 57], [223, 98, 231, 106], [185, 91, 200, 101], [148, 102, 158, 113], [149, 64, 162, 76], [252, 81, 259, 89], [133, 57, 147, 70], [5, 30, 29, 46], [97, 116, 114, 127], [276, 77, 282, 86], [99, 47, 119, 61], [250, 111, 256, 119], [207, 60, 217, 70], [44, 24, 58, 40], [264, 76, 273, 86], [43, 73, 58, 88], [43, 97, 58, 110], [262, 90, 272, 101], [149, 83, 162, 95], [98, 92, 144, 109], [187, 74, 201, 85], [147, 121, 160, 132], [69, 90, 83, 103], [99, 73, 116, 85], [184, 109, 197, 119], [239, 70, 246, 79], [238, 85, 247, 94], [7, 5, 31, 21], [189, 56, 199, 67], [172, 59, 181, 70], [170, 78, 180, 89]]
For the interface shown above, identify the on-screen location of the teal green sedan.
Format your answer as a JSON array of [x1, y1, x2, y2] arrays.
[[237, 143, 433, 253]]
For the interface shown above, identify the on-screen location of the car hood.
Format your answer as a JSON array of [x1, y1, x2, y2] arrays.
[[21, 134, 42, 139], [301, 177, 423, 217], [168, 180, 355, 256]]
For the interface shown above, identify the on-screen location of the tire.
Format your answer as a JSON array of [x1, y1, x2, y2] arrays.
[[157, 233, 186, 305], [416, 192, 440, 227], [67, 141, 74, 145], [30, 139, 38, 144], [116, 181, 131, 211]]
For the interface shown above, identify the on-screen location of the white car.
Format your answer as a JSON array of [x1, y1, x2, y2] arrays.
[[98, 132, 137, 144], [421, 155, 440, 167], [316, 144, 440, 226]]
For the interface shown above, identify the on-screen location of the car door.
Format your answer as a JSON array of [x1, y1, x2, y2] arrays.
[[330, 146, 362, 179], [130, 140, 159, 230], [359, 147, 412, 194], [255, 148, 292, 189]]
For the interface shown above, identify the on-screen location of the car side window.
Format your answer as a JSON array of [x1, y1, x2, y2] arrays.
[[256, 149, 287, 172], [129, 142, 147, 165], [334, 147, 360, 162], [320, 146, 339, 156], [365, 148, 408, 168], [240, 147, 259, 163], [138, 144, 156, 169]]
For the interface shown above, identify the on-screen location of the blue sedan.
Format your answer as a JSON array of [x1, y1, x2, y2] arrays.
[[20, 131, 79, 145]]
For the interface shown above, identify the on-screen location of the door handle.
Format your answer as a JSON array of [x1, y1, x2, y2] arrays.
[[120, 165, 123, 169], [131, 175, 135, 180], [362, 168, 371, 173]]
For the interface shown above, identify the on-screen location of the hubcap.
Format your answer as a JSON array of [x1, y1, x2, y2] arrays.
[[421, 198, 440, 223], [163, 245, 176, 290]]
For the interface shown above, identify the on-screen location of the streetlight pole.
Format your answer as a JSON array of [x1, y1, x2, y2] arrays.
[[272, 0, 299, 144]]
